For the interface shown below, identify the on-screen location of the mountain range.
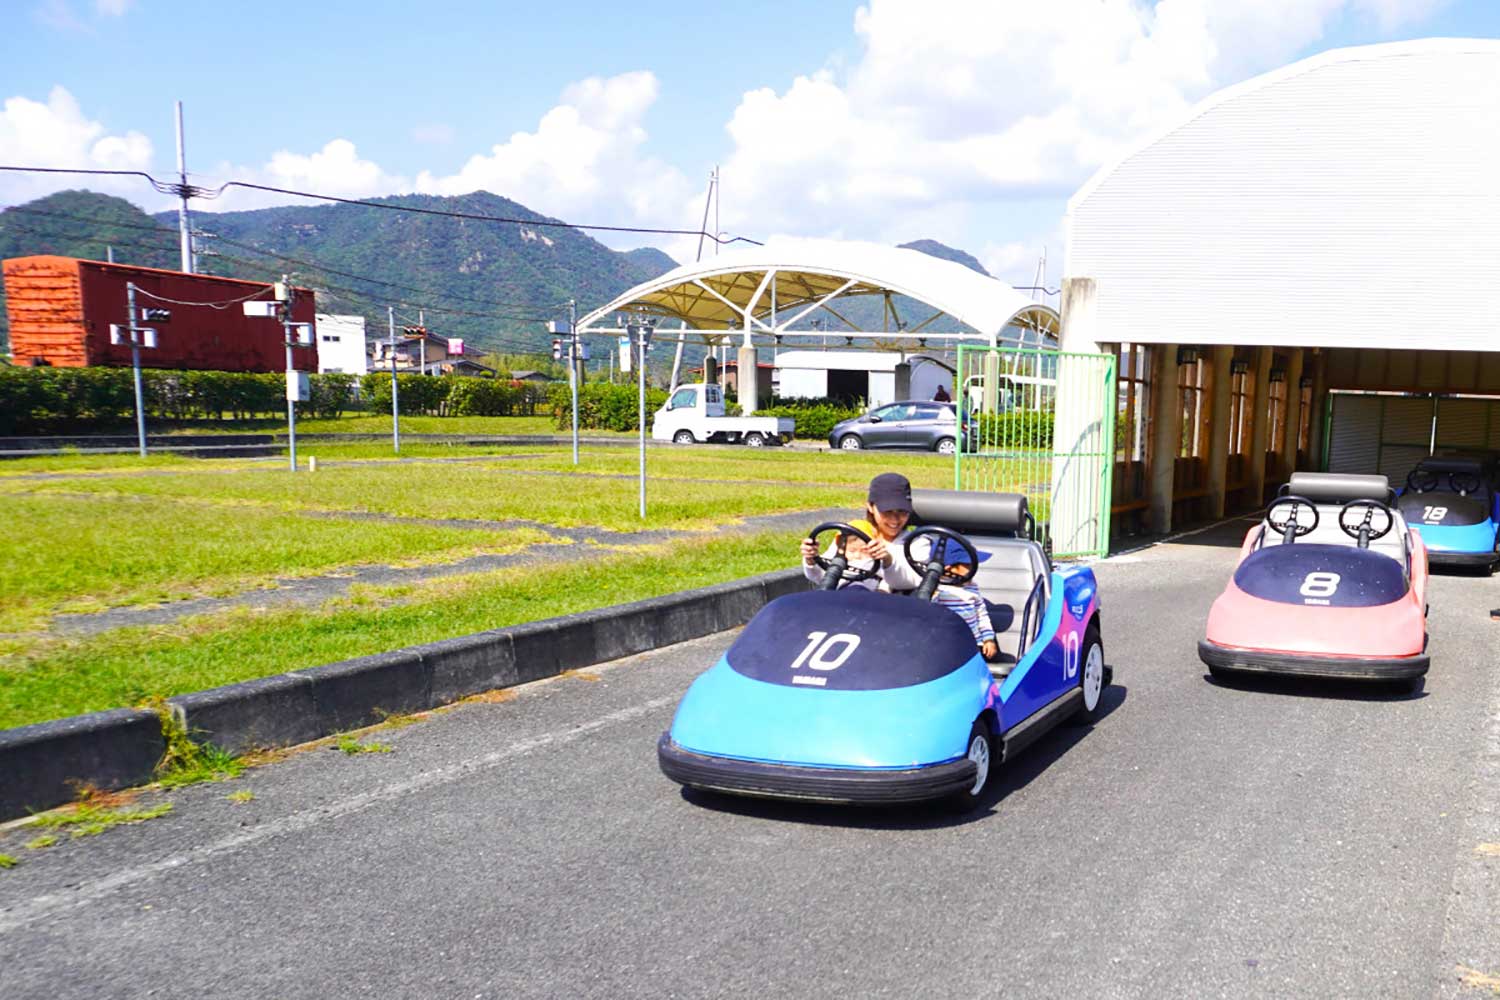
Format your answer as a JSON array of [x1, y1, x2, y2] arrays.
[[0, 189, 992, 358]]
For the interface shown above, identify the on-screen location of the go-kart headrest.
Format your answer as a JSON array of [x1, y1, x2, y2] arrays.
[[910, 488, 1029, 537], [1414, 456, 1486, 475], [1285, 472, 1392, 505]]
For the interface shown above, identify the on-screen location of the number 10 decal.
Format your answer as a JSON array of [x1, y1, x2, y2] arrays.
[[791, 631, 862, 672], [1062, 632, 1080, 681]]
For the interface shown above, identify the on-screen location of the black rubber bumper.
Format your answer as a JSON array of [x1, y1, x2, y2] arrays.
[[1425, 549, 1497, 569], [657, 734, 976, 805], [1198, 640, 1429, 681]]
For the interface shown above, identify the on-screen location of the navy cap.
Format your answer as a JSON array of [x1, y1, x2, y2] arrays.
[[867, 472, 913, 513]]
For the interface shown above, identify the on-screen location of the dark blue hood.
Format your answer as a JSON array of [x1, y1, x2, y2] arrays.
[[1234, 544, 1407, 608], [727, 588, 978, 691]]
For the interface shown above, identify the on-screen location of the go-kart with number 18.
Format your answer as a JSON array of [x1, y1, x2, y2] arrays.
[[1198, 472, 1429, 690], [1396, 453, 1500, 572], [657, 490, 1108, 810]]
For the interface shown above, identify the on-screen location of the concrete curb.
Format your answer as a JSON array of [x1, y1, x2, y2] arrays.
[[0, 568, 810, 821]]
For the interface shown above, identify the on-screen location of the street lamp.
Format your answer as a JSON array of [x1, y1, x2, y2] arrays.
[[627, 317, 657, 518]]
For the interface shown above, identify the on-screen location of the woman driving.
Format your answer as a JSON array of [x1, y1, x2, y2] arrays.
[[800, 472, 924, 592]]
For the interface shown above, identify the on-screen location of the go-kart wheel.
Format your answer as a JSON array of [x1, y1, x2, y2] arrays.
[[1265, 495, 1319, 540], [805, 521, 880, 590], [903, 525, 981, 602], [1406, 468, 1440, 493], [1071, 624, 1106, 724], [946, 720, 993, 810], [1338, 499, 1394, 544], [672, 430, 696, 445], [838, 434, 863, 451], [1450, 471, 1482, 495]]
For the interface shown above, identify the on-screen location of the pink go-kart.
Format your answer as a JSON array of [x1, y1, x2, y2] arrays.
[[1198, 473, 1429, 691]]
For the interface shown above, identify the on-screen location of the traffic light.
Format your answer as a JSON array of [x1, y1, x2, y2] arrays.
[[552, 338, 564, 361]]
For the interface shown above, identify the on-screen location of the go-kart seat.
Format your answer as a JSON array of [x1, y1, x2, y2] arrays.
[[1261, 473, 1409, 566], [907, 488, 1049, 676], [968, 537, 1049, 670]]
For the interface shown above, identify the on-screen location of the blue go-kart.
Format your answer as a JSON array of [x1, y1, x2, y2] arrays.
[[657, 490, 1108, 809], [1397, 454, 1500, 571]]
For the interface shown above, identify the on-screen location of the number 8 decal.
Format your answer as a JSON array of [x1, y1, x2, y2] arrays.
[[1299, 571, 1341, 598]]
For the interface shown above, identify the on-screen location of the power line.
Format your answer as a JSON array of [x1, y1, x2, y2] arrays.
[[0, 164, 763, 245]]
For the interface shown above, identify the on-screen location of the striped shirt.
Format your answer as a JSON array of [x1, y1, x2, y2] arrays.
[[931, 583, 996, 646]]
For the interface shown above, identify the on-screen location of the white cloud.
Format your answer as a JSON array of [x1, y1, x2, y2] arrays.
[[713, 0, 1448, 277], [95, 0, 132, 15], [414, 71, 693, 229], [0, 86, 153, 204], [203, 139, 410, 211]]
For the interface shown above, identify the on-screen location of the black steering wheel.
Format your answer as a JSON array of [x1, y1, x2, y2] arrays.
[[806, 521, 879, 590], [1338, 499, 1394, 548], [1406, 468, 1440, 493], [1265, 495, 1319, 543], [1450, 471, 1482, 496], [903, 525, 981, 603]]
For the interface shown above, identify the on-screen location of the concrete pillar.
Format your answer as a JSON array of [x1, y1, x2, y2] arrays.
[[1307, 351, 1329, 471], [737, 345, 759, 414], [704, 355, 719, 385], [1279, 349, 1304, 476], [894, 361, 912, 401], [1147, 344, 1182, 534], [1247, 347, 1273, 505], [1205, 345, 1234, 519], [1059, 277, 1101, 354]]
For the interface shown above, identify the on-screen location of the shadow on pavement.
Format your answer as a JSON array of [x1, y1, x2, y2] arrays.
[[1108, 515, 1260, 557], [1203, 670, 1427, 702], [677, 679, 1130, 830]]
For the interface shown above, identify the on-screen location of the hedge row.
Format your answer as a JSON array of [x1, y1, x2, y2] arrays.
[[0, 367, 356, 434], [547, 382, 669, 432], [757, 397, 864, 440], [974, 410, 1056, 449], [0, 367, 552, 433], [357, 373, 547, 417]]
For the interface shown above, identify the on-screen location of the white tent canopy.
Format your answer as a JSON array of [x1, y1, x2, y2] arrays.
[[576, 238, 1058, 346]]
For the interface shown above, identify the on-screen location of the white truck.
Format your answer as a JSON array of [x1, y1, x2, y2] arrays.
[[652, 382, 795, 446]]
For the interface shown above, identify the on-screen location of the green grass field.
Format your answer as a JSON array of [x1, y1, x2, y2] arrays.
[[0, 438, 1075, 731], [4, 442, 958, 729]]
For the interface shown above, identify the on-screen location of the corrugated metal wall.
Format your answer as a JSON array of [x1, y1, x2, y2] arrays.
[[1067, 41, 1500, 354]]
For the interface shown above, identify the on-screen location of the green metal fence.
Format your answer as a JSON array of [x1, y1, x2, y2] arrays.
[[954, 346, 1117, 558]]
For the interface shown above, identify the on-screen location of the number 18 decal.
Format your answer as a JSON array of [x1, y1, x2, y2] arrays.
[[790, 631, 861, 672], [1422, 506, 1448, 523]]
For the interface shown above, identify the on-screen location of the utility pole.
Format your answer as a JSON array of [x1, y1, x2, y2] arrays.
[[418, 308, 426, 374], [388, 306, 401, 454], [280, 276, 300, 472], [569, 299, 580, 464], [125, 282, 147, 456], [175, 101, 194, 273], [632, 318, 655, 519]]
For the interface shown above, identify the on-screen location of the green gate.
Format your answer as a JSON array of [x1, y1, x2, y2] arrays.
[[954, 346, 1117, 558]]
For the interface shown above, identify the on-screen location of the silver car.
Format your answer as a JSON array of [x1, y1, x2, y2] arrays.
[[827, 401, 971, 454]]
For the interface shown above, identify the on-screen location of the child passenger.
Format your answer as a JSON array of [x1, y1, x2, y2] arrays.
[[927, 540, 1000, 662]]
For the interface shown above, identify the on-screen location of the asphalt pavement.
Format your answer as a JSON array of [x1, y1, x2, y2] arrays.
[[2, 516, 1498, 999]]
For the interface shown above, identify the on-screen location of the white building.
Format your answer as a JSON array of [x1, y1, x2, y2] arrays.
[[314, 314, 368, 375], [1061, 37, 1500, 536], [774, 351, 955, 407]]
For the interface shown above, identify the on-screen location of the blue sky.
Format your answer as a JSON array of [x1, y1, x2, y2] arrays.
[[3, 1, 1498, 293]]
